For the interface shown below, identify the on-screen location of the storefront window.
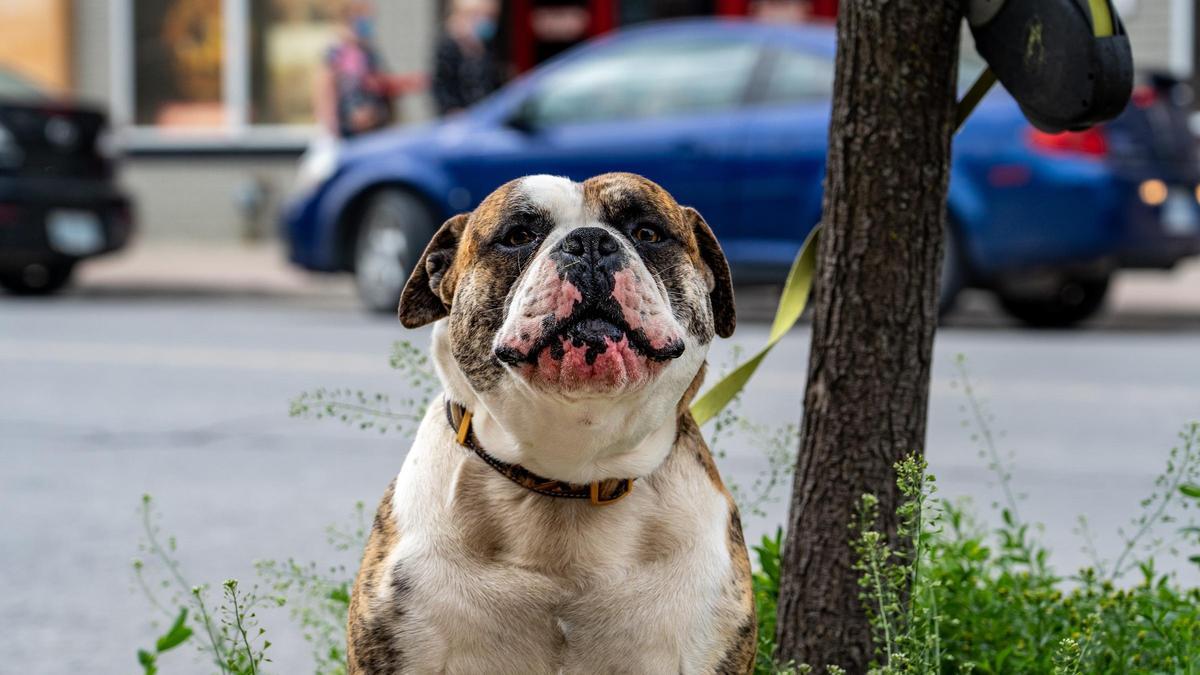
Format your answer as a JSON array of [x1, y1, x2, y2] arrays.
[[124, 0, 341, 141], [249, 0, 340, 125], [133, 0, 225, 129], [0, 0, 73, 92]]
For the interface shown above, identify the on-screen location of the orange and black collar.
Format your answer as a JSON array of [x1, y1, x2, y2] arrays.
[[445, 399, 634, 506]]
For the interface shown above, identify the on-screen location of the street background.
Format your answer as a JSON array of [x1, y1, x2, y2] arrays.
[[4, 246, 1200, 673], [0, 0, 1189, 243], [2, 0, 1200, 673]]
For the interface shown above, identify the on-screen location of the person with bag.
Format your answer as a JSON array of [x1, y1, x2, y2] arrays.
[[316, 1, 424, 138]]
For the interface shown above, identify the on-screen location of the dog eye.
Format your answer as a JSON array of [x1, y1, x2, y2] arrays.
[[502, 226, 535, 247], [632, 225, 662, 244]]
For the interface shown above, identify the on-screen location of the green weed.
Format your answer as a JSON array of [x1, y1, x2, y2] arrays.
[[133, 495, 273, 675]]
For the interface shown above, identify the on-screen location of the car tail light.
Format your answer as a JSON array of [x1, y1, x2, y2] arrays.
[[1026, 126, 1109, 157], [1130, 84, 1158, 109]]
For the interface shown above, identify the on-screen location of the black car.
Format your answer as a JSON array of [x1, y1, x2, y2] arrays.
[[0, 68, 133, 295]]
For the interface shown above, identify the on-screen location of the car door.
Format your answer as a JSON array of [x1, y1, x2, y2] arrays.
[[728, 45, 834, 279], [442, 34, 763, 237]]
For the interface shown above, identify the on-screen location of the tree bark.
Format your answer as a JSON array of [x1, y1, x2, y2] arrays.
[[774, 2, 964, 672]]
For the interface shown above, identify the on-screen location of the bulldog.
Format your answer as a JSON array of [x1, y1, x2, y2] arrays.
[[347, 173, 755, 674]]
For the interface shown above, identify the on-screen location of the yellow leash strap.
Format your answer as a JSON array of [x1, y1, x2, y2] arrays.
[[691, 226, 820, 425], [689, 30, 1022, 425], [1087, 0, 1114, 37]]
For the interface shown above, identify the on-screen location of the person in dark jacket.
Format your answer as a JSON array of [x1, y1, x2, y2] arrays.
[[432, 0, 502, 116]]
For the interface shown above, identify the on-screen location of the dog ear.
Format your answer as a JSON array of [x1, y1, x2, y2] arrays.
[[398, 212, 469, 328], [683, 206, 736, 338]]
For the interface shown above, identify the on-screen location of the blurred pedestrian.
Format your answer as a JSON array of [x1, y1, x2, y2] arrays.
[[315, 1, 424, 138], [432, 0, 503, 116], [749, 0, 813, 24]]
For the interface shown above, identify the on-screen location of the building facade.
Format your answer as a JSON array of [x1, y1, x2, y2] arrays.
[[0, 0, 1192, 242]]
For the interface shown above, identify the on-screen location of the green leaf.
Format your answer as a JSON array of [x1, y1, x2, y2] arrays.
[[155, 607, 193, 653], [1001, 508, 1016, 527], [1180, 483, 1200, 499], [137, 649, 157, 675], [329, 584, 351, 606]]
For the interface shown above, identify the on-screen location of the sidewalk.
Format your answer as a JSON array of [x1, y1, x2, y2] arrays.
[[74, 241, 355, 300], [1110, 260, 1200, 314]]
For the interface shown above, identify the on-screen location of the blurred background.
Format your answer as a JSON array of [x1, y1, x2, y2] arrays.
[[3, 0, 843, 247], [2, 1, 1199, 673], [0, 0, 1196, 317]]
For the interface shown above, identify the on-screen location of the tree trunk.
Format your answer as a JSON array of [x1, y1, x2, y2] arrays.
[[774, 2, 963, 672]]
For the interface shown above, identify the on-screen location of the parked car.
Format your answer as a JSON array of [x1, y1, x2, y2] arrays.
[[0, 68, 133, 295], [282, 19, 1200, 327]]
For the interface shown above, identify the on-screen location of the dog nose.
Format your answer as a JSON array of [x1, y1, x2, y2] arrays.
[[561, 227, 620, 261]]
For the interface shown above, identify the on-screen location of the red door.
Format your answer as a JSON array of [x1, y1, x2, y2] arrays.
[[507, 0, 839, 72]]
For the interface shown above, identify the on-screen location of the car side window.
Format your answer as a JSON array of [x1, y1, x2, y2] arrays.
[[757, 49, 834, 104], [523, 39, 760, 127]]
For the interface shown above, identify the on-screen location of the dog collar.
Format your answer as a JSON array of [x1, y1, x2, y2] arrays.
[[445, 399, 635, 506]]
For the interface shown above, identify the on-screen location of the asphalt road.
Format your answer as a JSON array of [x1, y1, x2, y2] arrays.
[[3, 286, 1199, 674]]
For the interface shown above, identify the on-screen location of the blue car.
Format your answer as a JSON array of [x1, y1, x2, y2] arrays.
[[283, 19, 1200, 327]]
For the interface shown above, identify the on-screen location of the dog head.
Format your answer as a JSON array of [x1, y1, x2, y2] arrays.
[[399, 173, 734, 476]]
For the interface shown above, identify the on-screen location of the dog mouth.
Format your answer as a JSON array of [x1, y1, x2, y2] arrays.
[[495, 302, 685, 367]]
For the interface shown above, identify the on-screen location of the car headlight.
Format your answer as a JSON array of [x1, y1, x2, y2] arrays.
[[291, 136, 340, 198], [0, 121, 24, 169]]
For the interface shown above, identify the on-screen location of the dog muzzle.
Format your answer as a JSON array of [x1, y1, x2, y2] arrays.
[[494, 227, 685, 391]]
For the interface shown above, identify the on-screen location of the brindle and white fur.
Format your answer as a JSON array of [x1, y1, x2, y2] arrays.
[[347, 173, 754, 674]]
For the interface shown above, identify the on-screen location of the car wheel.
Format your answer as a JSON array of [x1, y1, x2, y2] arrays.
[[997, 275, 1111, 328], [353, 189, 433, 314], [0, 260, 75, 296], [938, 225, 966, 317]]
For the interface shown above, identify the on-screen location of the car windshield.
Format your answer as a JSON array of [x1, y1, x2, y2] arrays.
[[758, 49, 836, 104], [525, 37, 761, 126], [0, 68, 44, 99]]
